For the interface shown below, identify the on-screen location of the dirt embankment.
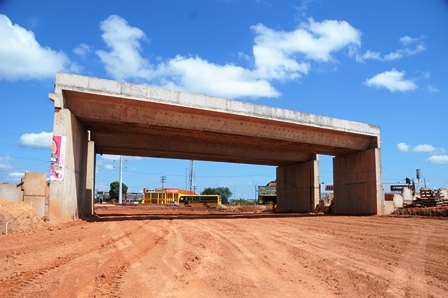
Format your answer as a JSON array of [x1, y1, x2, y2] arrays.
[[0, 199, 47, 235], [1, 205, 447, 297], [393, 206, 448, 217]]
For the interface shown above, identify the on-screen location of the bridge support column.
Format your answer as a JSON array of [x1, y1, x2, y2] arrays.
[[276, 157, 319, 212], [49, 108, 88, 222], [86, 137, 96, 216], [333, 148, 383, 215]]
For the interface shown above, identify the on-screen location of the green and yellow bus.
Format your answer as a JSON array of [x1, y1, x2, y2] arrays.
[[179, 194, 222, 207]]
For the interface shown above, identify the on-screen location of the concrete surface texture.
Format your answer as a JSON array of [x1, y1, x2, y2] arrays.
[[276, 159, 319, 212], [0, 172, 48, 218], [49, 73, 382, 221], [22, 172, 49, 218]]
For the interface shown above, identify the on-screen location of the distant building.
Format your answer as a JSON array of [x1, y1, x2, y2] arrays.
[[320, 183, 334, 205], [126, 192, 143, 203], [258, 181, 276, 204]]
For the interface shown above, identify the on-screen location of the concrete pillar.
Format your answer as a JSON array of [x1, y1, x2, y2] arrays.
[[333, 148, 383, 215], [86, 138, 96, 216], [22, 172, 48, 218], [276, 157, 319, 212], [49, 108, 88, 222]]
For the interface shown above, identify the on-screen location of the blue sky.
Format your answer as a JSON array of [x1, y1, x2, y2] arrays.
[[0, 0, 447, 198]]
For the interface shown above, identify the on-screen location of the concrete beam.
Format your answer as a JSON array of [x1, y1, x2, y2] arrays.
[[333, 148, 383, 215], [92, 131, 315, 165], [55, 73, 380, 137], [64, 90, 378, 154]]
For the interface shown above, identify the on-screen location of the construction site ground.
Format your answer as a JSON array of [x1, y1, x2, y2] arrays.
[[1, 203, 448, 297]]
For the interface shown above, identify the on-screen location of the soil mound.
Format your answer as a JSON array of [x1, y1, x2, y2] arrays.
[[0, 199, 46, 234], [392, 206, 448, 217]]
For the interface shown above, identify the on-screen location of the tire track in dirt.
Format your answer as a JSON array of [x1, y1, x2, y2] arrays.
[[1, 222, 142, 297], [2, 208, 447, 297], [240, 218, 353, 296], [385, 224, 436, 297], [117, 220, 210, 297], [190, 219, 331, 297], [93, 221, 172, 298], [260, 219, 386, 296], [262, 216, 448, 297]]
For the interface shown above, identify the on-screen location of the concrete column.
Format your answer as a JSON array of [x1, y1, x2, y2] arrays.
[[49, 108, 88, 222], [276, 157, 319, 212], [86, 139, 96, 216], [22, 172, 47, 218], [333, 148, 383, 215]]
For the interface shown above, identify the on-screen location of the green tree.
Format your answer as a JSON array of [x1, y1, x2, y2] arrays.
[[201, 187, 232, 204], [230, 198, 256, 206], [109, 181, 128, 200]]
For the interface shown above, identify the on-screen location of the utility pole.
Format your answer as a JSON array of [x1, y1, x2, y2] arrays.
[[188, 160, 194, 192], [185, 167, 188, 190], [161, 175, 166, 203], [118, 155, 123, 204], [254, 182, 258, 203], [161, 175, 166, 190]]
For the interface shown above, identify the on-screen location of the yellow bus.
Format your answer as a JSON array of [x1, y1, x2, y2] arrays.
[[142, 188, 195, 205], [179, 194, 222, 207]]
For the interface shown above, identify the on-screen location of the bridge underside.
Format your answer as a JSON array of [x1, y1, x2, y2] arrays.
[[49, 73, 383, 222]]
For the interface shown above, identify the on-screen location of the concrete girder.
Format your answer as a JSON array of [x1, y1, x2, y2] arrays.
[[62, 90, 379, 155], [87, 121, 357, 158], [92, 132, 315, 166]]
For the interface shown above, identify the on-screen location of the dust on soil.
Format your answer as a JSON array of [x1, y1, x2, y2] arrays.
[[1, 204, 447, 297], [0, 199, 48, 235]]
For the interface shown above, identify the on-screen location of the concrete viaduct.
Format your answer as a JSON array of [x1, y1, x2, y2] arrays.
[[49, 73, 383, 222]]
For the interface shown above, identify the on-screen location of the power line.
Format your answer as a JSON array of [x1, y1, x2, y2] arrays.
[[118, 168, 273, 178]]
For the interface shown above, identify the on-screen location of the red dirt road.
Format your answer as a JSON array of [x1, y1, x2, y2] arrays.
[[1, 205, 447, 297]]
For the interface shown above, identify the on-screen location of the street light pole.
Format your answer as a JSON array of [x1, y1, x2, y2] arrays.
[[161, 175, 166, 203], [118, 155, 123, 204]]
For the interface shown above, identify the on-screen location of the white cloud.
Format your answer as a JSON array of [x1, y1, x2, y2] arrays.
[[96, 15, 361, 99], [397, 142, 410, 152], [428, 155, 448, 164], [8, 172, 24, 178], [364, 69, 417, 92], [383, 44, 425, 61], [155, 20, 360, 97], [73, 43, 91, 58], [0, 156, 12, 170], [427, 85, 439, 94], [412, 144, 436, 153], [104, 164, 114, 170], [399, 35, 421, 46], [357, 36, 425, 62], [294, 0, 314, 19], [96, 15, 152, 80], [360, 50, 381, 61], [0, 14, 73, 80], [19, 131, 52, 149], [251, 19, 360, 80], [156, 56, 280, 98], [398, 142, 443, 155]]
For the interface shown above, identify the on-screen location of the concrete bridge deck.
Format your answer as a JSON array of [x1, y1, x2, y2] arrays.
[[49, 73, 382, 222]]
